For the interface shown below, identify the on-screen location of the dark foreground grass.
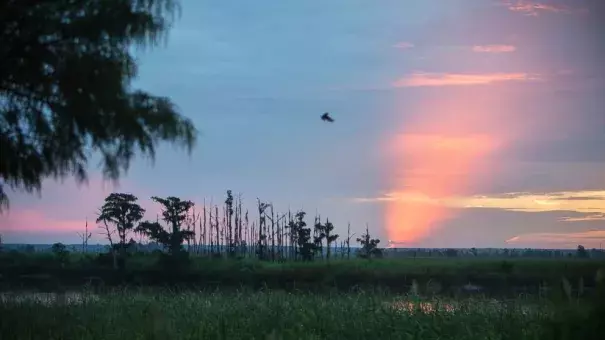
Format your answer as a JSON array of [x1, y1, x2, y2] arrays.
[[2, 252, 604, 295], [0, 290, 600, 340]]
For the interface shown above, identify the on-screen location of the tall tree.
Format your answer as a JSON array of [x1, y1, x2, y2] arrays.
[[293, 211, 314, 261], [0, 0, 196, 210], [322, 219, 339, 261], [96, 192, 145, 265], [356, 224, 381, 259], [136, 196, 194, 255], [577, 245, 589, 258]]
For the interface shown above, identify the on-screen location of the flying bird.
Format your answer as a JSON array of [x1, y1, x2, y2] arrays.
[[321, 112, 334, 122]]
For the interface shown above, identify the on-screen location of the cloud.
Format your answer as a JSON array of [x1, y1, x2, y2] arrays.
[[505, 230, 605, 248], [354, 190, 605, 215], [457, 190, 605, 213], [559, 214, 605, 222], [501, 0, 579, 16], [393, 42, 414, 49], [392, 72, 539, 87], [472, 45, 516, 53]]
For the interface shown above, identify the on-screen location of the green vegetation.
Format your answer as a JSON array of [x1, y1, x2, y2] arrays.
[[0, 289, 603, 340], [1, 252, 603, 296], [0, 0, 196, 209]]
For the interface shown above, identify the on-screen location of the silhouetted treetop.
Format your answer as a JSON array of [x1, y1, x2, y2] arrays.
[[0, 0, 196, 211]]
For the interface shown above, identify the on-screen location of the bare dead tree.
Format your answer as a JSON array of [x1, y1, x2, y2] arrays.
[[97, 209, 117, 269], [238, 195, 244, 255], [346, 222, 355, 260], [77, 218, 92, 253], [270, 203, 275, 261], [198, 199, 207, 255], [214, 205, 220, 256]]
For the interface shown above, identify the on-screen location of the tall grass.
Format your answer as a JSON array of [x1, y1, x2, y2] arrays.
[[1, 252, 603, 295], [0, 290, 558, 340]]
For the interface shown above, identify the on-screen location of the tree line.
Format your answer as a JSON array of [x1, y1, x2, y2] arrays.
[[93, 191, 383, 269]]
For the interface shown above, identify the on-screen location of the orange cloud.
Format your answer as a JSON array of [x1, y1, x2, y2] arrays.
[[392, 72, 538, 87], [384, 133, 502, 244], [505, 230, 605, 248], [559, 214, 605, 222], [383, 76, 523, 245], [472, 45, 516, 53], [355, 190, 605, 215], [393, 42, 414, 49]]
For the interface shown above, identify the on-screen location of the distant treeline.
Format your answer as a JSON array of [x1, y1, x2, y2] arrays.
[[3, 243, 605, 259], [1, 190, 603, 266]]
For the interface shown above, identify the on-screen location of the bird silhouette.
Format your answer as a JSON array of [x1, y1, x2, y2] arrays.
[[321, 112, 334, 122]]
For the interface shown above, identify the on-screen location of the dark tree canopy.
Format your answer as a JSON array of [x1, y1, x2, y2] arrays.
[[136, 196, 195, 254], [96, 192, 145, 246], [0, 0, 197, 210]]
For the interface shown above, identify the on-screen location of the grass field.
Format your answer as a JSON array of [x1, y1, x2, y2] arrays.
[[1, 252, 604, 339], [0, 290, 591, 340], [1, 252, 604, 296]]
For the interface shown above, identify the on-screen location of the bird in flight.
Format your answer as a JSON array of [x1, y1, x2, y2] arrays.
[[321, 112, 334, 122]]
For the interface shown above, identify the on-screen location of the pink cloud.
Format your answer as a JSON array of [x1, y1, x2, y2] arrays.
[[472, 45, 516, 53], [393, 42, 414, 49], [501, 0, 584, 16], [393, 72, 539, 87], [505, 230, 605, 248]]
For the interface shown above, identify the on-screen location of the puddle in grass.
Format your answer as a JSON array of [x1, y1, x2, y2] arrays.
[[386, 299, 541, 316], [388, 301, 456, 313], [0, 291, 99, 305]]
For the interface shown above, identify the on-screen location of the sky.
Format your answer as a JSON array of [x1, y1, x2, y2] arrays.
[[1, 0, 604, 249]]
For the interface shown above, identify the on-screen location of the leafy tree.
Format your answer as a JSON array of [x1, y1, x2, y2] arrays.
[[322, 219, 339, 260], [51, 242, 69, 266], [136, 196, 195, 255], [356, 225, 381, 259], [0, 0, 196, 211], [96, 193, 145, 266], [292, 211, 314, 261], [313, 216, 325, 259], [577, 245, 589, 258]]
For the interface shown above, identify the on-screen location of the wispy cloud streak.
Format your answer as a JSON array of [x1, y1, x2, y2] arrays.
[[559, 214, 605, 222], [472, 45, 516, 53], [392, 72, 538, 87], [356, 190, 605, 214], [501, 0, 583, 16], [506, 230, 605, 248], [393, 42, 414, 49]]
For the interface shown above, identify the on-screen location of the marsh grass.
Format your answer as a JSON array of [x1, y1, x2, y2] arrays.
[[2, 253, 603, 295], [0, 290, 559, 340]]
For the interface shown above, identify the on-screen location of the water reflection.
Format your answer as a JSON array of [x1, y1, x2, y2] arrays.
[[388, 300, 456, 314], [387, 299, 538, 316], [0, 291, 98, 305]]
